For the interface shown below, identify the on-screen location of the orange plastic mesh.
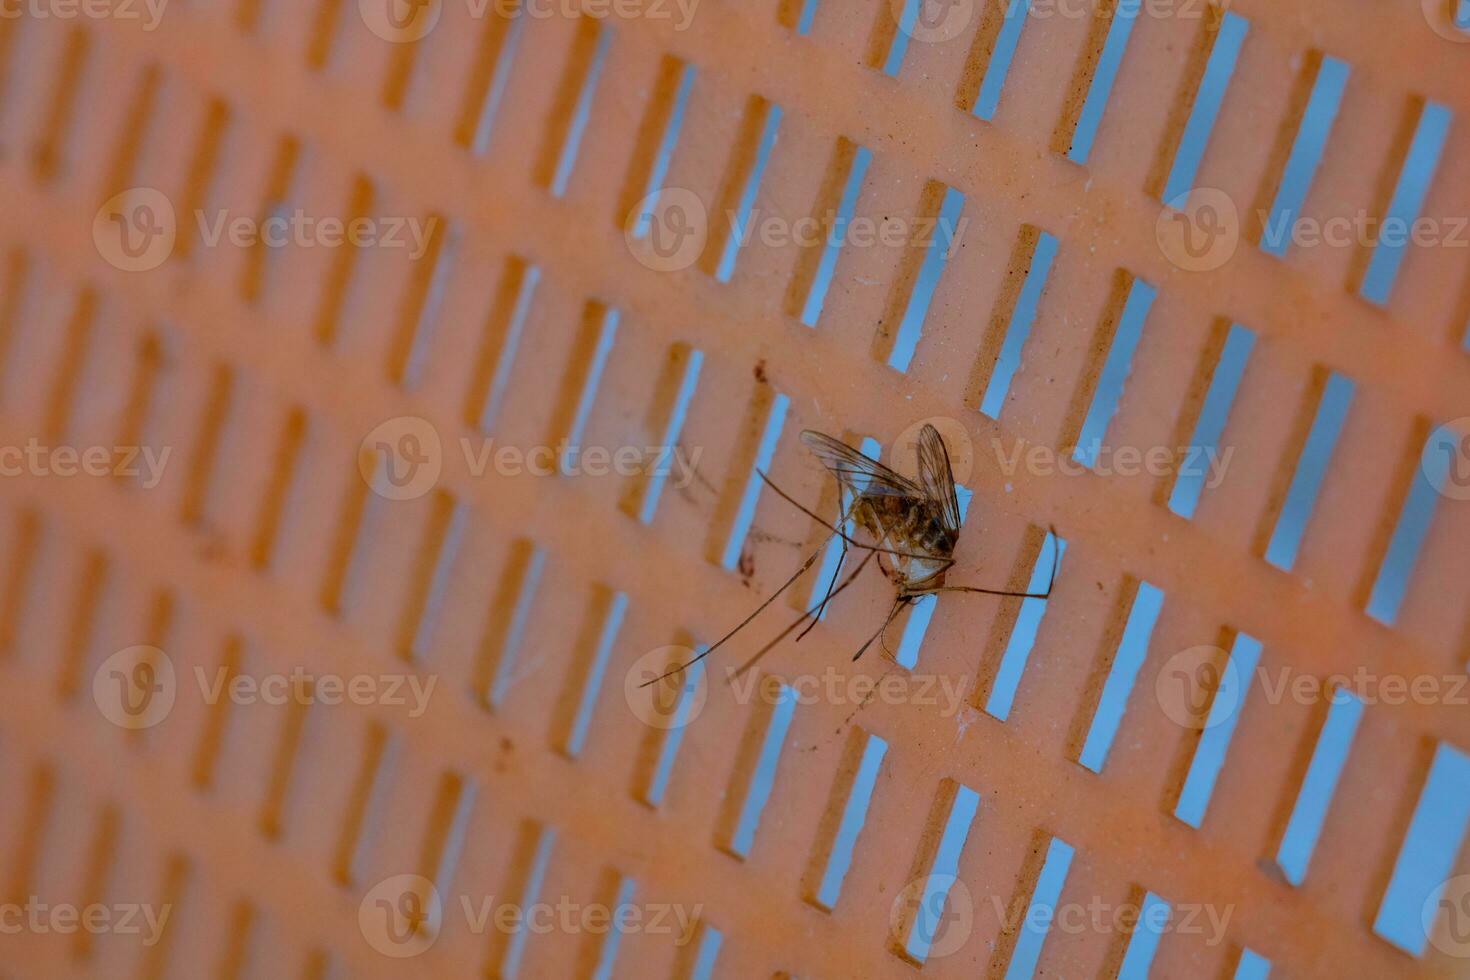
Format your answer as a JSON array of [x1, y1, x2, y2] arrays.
[[0, 0, 1468, 978]]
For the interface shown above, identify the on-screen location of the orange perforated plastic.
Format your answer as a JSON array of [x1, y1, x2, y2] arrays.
[[0, 0, 1468, 978]]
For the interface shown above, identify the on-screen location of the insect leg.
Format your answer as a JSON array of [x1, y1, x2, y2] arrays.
[[639, 530, 838, 687], [727, 548, 877, 681], [928, 525, 1062, 600], [851, 596, 909, 662]]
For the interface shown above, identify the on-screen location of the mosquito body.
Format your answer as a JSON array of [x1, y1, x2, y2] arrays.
[[642, 424, 1057, 687]]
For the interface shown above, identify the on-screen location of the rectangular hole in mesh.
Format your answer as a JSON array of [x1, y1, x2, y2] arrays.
[[456, 7, 525, 155], [631, 638, 704, 808], [241, 135, 303, 306], [111, 333, 165, 492], [180, 362, 235, 528], [136, 853, 191, 980], [55, 548, 108, 701], [1364, 420, 1442, 625], [1116, 891, 1171, 977], [1263, 370, 1353, 571], [548, 302, 619, 476], [1258, 54, 1349, 257], [1058, 0, 1139, 164], [0, 509, 41, 661], [319, 462, 373, 617], [968, 0, 1031, 122], [882, 183, 965, 374], [677, 920, 723, 979], [332, 721, 392, 887], [314, 174, 376, 346], [893, 779, 981, 965], [72, 804, 120, 963], [806, 435, 880, 615], [43, 286, 96, 445], [620, 56, 696, 238], [977, 228, 1057, 420], [420, 770, 476, 897], [1078, 580, 1164, 773], [622, 343, 703, 525], [396, 491, 466, 662], [1275, 687, 1364, 886], [215, 899, 256, 980], [1172, 632, 1261, 828], [783, 0, 821, 35], [708, 97, 783, 283], [1167, 321, 1253, 519], [32, 27, 89, 183], [983, 530, 1065, 721], [1373, 742, 1470, 955], [803, 726, 888, 911], [1359, 100, 1453, 306], [870, 0, 908, 76], [716, 386, 789, 571], [1073, 276, 1156, 468], [5, 763, 54, 905], [1234, 948, 1271, 979], [488, 822, 556, 978], [191, 635, 243, 790], [537, 18, 613, 197], [259, 679, 314, 839], [99, 63, 161, 205], [718, 676, 796, 860], [552, 586, 628, 758], [465, 258, 540, 435], [250, 408, 308, 571], [476, 539, 547, 710], [999, 835, 1075, 979], [791, 139, 871, 328], [576, 870, 637, 979], [386, 213, 455, 388], [305, 0, 345, 70], [1159, 11, 1248, 204], [895, 485, 972, 669], [172, 96, 231, 262]]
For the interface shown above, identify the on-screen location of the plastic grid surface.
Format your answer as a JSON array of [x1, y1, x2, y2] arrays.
[[0, 0, 1468, 977]]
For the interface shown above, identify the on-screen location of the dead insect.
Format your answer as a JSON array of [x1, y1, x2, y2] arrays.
[[643, 424, 1058, 686]]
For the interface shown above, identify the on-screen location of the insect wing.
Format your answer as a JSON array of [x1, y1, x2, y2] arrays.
[[915, 424, 963, 535], [800, 430, 919, 500]]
